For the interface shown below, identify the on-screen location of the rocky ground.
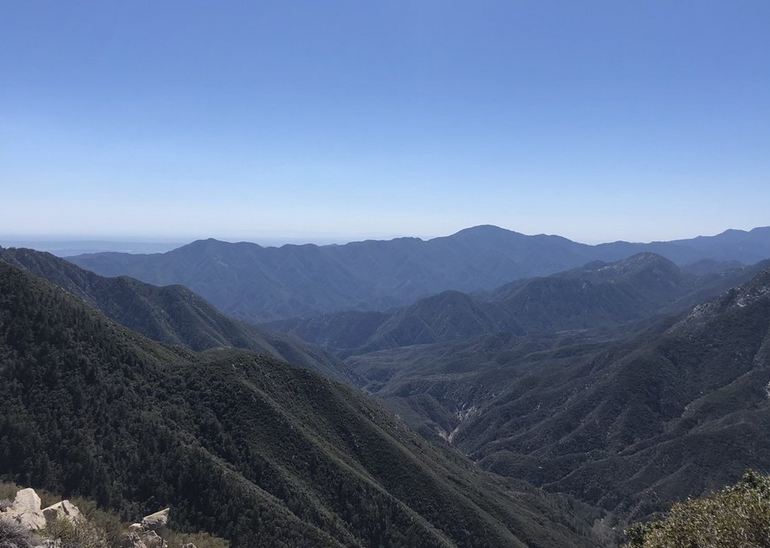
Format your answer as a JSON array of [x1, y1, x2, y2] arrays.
[[0, 487, 194, 548]]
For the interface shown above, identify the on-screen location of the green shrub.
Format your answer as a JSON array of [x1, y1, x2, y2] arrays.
[[625, 470, 770, 547], [44, 517, 108, 548], [164, 530, 230, 548], [68, 496, 125, 547]]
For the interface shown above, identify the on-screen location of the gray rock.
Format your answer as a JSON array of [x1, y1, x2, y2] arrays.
[[140, 508, 169, 531], [0, 489, 46, 531], [12, 490, 41, 514], [121, 529, 168, 548], [42, 500, 82, 525], [13, 511, 46, 531], [139, 530, 166, 548]]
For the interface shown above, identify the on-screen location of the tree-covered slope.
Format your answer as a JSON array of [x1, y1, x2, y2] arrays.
[[344, 265, 770, 521], [0, 263, 598, 547], [0, 246, 352, 382], [455, 267, 770, 518]]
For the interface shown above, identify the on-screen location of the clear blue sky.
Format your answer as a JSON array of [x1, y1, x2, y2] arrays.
[[2, 1, 769, 244]]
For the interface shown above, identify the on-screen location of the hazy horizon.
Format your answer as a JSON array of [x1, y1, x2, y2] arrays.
[[3, 1, 770, 244], [3, 222, 770, 258]]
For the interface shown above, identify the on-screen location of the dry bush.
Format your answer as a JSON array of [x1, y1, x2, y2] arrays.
[[0, 485, 20, 504], [625, 470, 770, 548], [0, 518, 34, 548]]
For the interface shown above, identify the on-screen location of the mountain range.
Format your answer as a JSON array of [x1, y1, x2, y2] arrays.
[[0, 261, 601, 547], [5, 224, 770, 546], [67, 225, 770, 323], [270, 253, 763, 356]]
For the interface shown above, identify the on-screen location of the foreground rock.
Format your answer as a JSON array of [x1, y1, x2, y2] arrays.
[[141, 508, 169, 531], [122, 508, 180, 548], [42, 499, 82, 526], [122, 528, 166, 548], [0, 488, 46, 531], [0, 489, 194, 548]]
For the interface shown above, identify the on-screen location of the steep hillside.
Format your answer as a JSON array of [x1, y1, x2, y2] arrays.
[[455, 267, 770, 518], [344, 266, 770, 520], [0, 263, 599, 547], [0, 246, 351, 382], [347, 330, 623, 444], [264, 300, 504, 357], [67, 225, 770, 322]]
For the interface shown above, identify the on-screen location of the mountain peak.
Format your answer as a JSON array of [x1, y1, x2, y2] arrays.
[[448, 225, 524, 240], [179, 238, 263, 253]]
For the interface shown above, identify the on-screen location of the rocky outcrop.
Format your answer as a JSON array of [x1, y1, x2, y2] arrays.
[[0, 489, 187, 548], [0, 488, 86, 534], [42, 500, 82, 526], [121, 508, 172, 548], [0, 488, 46, 531], [122, 529, 166, 548], [141, 508, 169, 531]]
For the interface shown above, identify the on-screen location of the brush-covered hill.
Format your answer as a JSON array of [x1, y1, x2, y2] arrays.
[[273, 253, 754, 356], [271, 291, 521, 357], [67, 226, 770, 323], [0, 262, 599, 547], [624, 470, 770, 547], [0, 246, 352, 383], [456, 266, 770, 518], [343, 265, 770, 520]]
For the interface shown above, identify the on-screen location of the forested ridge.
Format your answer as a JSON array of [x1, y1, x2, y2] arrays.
[[0, 263, 598, 547], [0, 246, 352, 383]]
